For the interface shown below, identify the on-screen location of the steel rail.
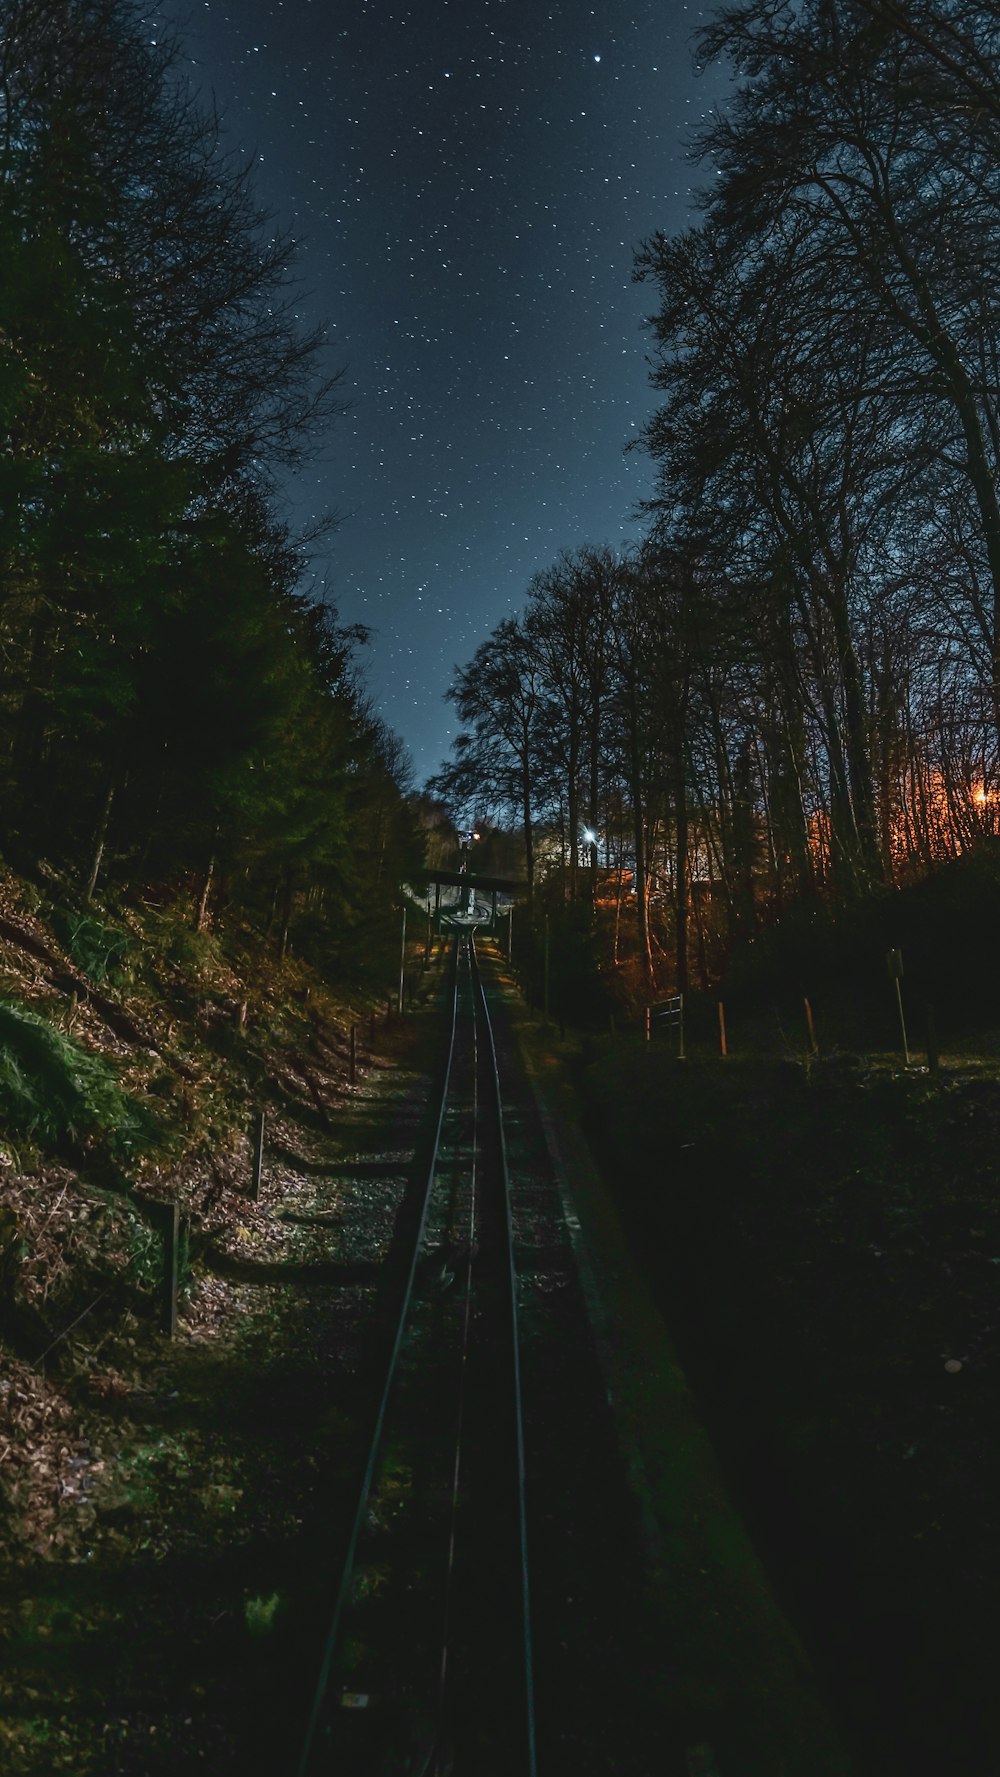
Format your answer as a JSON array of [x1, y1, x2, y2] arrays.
[[469, 935, 538, 1777], [297, 939, 462, 1777], [431, 940, 480, 1770]]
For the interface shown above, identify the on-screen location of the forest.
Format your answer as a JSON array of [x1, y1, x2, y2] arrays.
[[0, 0, 420, 969], [4, 6, 1000, 1772], [435, 0, 1000, 1020], [0, 18, 433, 1765]]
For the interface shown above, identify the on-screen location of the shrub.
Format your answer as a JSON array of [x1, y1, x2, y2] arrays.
[[51, 909, 131, 985], [0, 1001, 155, 1160]]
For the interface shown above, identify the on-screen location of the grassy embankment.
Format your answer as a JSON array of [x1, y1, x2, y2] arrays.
[[507, 846, 1000, 1770], [582, 1033, 1000, 1775], [0, 859, 439, 1773]]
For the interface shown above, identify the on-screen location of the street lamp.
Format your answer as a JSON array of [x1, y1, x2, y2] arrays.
[[459, 828, 480, 915], [458, 828, 481, 868]]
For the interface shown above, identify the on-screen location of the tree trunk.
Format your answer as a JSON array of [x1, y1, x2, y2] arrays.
[[632, 783, 653, 988], [826, 583, 882, 884], [731, 742, 758, 938], [692, 879, 711, 992], [521, 760, 535, 901], [278, 870, 293, 960], [567, 747, 580, 902], [588, 725, 601, 908], [193, 853, 215, 933], [674, 749, 689, 995], [612, 852, 624, 967], [264, 877, 280, 937], [84, 778, 116, 903], [12, 611, 54, 798]]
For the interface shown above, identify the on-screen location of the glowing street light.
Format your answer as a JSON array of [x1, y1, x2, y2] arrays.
[[458, 827, 481, 914]]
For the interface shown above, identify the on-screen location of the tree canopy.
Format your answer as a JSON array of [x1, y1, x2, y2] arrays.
[[0, 0, 419, 964], [434, 0, 1000, 1005]]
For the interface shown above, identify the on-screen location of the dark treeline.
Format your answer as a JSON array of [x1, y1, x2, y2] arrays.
[[434, 0, 1000, 1003], [0, 0, 419, 966]]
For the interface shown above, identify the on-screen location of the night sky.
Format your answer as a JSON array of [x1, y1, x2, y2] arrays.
[[156, 1, 728, 782]]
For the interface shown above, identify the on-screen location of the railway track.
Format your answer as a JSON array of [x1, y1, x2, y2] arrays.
[[297, 934, 536, 1777]]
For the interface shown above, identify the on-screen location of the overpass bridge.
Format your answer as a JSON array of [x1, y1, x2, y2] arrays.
[[404, 868, 526, 934]]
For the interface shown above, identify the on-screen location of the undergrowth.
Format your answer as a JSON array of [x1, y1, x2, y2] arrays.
[[0, 1001, 157, 1163], [50, 909, 131, 986]]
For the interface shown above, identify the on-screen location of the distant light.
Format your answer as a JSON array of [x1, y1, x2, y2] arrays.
[[583, 828, 597, 845]]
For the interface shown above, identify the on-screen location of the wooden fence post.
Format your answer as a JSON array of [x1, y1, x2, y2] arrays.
[[250, 1107, 266, 1203], [148, 1199, 181, 1340], [166, 1202, 180, 1340]]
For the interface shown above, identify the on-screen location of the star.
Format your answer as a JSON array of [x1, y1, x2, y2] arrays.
[[158, 0, 726, 779]]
